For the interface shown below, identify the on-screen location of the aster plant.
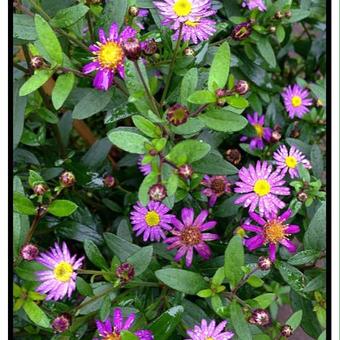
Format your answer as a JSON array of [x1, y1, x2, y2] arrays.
[[13, 0, 327, 339]]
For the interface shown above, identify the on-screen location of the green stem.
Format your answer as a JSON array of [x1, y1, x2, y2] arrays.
[[77, 269, 106, 275], [231, 267, 259, 296], [126, 281, 161, 288], [86, 12, 95, 42], [160, 23, 183, 106]]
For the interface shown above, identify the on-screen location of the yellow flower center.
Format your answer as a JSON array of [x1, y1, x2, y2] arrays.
[[291, 95, 302, 107], [206, 337, 215, 340], [264, 221, 286, 244], [53, 261, 73, 282], [180, 226, 202, 245], [253, 179, 271, 197], [253, 124, 264, 138], [173, 0, 192, 16], [104, 333, 121, 340], [97, 41, 124, 69], [285, 156, 298, 168], [185, 20, 199, 27], [145, 211, 160, 227]]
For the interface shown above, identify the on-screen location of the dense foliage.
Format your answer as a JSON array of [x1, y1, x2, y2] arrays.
[[13, 0, 327, 339]]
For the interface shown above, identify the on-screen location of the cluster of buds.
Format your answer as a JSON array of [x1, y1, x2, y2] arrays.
[[59, 171, 76, 188], [115, 263, 135, 284], [274, 10, 292, 19], [166, 103, 190, 126], [103, 175, 116, 188], [122, 38, 142, 61], [128, 6, 139, 17], [52, 313, 72, 333], [225, 148, 242, 165], [177, 164, 193, 179], [231, 21, 252, 41], [184, 47, 195, 56], [33, 183, 47, 196], [257, 256, 272, 271], [215, 80, 250, 106], [280, 324, 293, 337], [141, 39, 158, 55], [270, 124, 282, 143], [30, 56, 45, 70], [248, 309, 271, 327], [148, 183, 167, 201], [20, 244, 39, 261]]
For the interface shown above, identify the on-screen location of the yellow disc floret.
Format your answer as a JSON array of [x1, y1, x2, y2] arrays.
[[54, 261, 73, 282], [253, 124, 264, 138], [185, 20, 199, 27], [173, 0, 192, 16], [103, 333, 121, 340], [145, 211, 160, 227], [291, 95, 302, 107], [285, 156, 298, 168], [97, 41, 124, 69], [254, 179, 271, 197], [264, 221, 286, 244]]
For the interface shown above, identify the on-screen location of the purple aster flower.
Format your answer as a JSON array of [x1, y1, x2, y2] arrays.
[[241, 112, 272, 150], [186, 319, 234, 340], [130, 201, 175, 242], [273, 144, 312, 178], [281, 84, 313, 119], [95, 308, 153, 340], [242, 0, 267, 12], [164, 208, 219, 267], [172, 17, 216, 44], [138, 155, 152, 176], [234, 161, 290, 217], [35, 242, 84, 301], [83, 23, 137, 91], [201, 175, 232, 206], [242, 209, 300, 262]]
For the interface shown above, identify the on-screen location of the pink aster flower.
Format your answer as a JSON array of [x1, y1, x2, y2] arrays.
[[83, 23, 137, 91], [242, 209, 300, 262], [242, 0, 267, 12], [186, 319, 234, 340], [234, 161, 290, 218], [201, 175, 232, 206], [35, 242, 84, 301], [281, 84, 313, 119], [273, 144, 312, 178], [138, 155, 152, 176], [130, 201, 175, 242], [240, 112, 272, 150], [164, 208, 219, 267], [95, 308, 153, 340]]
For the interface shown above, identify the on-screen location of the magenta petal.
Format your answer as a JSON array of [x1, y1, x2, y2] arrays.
[[98, 28, 107, 43], [244, 235, 265, 251], [285, 225, 300, 234], [280, 239, 297, 253], [119, 26, 137, 40], [181, 208, 194, 226], [83, 61, 99, 74], [117, 64, 125, 79], [249, 211, 266, 225], [122, 313, 135, 330], [279, 209, 292, 222], [185, 247, 194, 267], [193, 210, 208, 226], [113, 308, 123, 331], [242, 224, 263, 233], [109, 22, 119, 41], [268, 243, 277, 262]]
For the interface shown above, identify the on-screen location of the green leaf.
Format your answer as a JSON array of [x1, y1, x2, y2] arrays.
[[51, 4, 89, 28], [19, 69, 54, 96], [187, 90, 216, 104], [197, 289, 213, 298], [276, 25, 286, 43], [82, 138, 113, 169], [138, 172, 158, 205], [13, 14, 37, 40], [171, 118, 205, 135], [52, 73, 75, 110], [104, 233, 140, 261], [84, 240, 108, 269], [35, 14, 63, 64], [99, 296, 112, 321], [155, 269, 208, 294], [288, 250, 321, 266], [77, 276, 94, 297], [304, 202, 326, 250], [37, 108, 59, 124], [28, 170, 44, 187], [303, 273, 325, 292], [105, 0, 128, 29], [149, 306, 184, 340], [247, 275, 264, 288], [23, 300, 50, 328], [310, 144, 324, 178], [276, 261, 306, 294], [132, 115, 161, 138], [107, 127, 149, 154], [47, 199, 78, 217], [212, 267, 225, 286], [253, 293, 276, 308], [72, 89, 113, 119], [224, 235, 244, 288], [286, 310, 303, 331], [287, 9, 310, 23], [180, 68, 198, 105], [13, 192, 36, 215], [126, 246, 153, 276], [15, 261, 46, 281], [230, 300, 252, 340], [309, 83, 326, 103], [13, 79, 27, 149], [208, 42, 231, 91], [198, 109, 248, 132], [121, 331, 139, 340], [225, 96, 249, 109], [257, 37, 277, 68], [286, 138, 312, 157]]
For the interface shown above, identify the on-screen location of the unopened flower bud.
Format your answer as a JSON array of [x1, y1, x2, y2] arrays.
[[235, 80, 249, 95], [316, 99, 324, 108], [122, 38, 141, 61], [231, 22, 252, 41], [166, 104, 189, 126], [20, 244, 39, 261], [141, 39, 158, 55], [297, 191, 308, 202], [225, 148, 242, 165], [268, 26, 276, 33], [285, 11, 292, 19], [148, 183, 167, 201], [290, 126, 300, 138], [318, 119, 326, 125], [257, 256, 272, 270], [178, 164, 193, 179], [280, 324, 293, 337], [30, 56, 44, 69], [52, 314, 72, 333], [103, 175, 115, 188], [270, 130, 282, 143], [234, 226, 246, 238], [59, 171, 76, 187], [248, 309, 271, 326], [115, 263, 135, 283], [128, 6, 139, 17], [215, 88, 226, 97], [33, 183, 47, 196], [275, 11, 284, 19], [216, 97, 226, 107], [184, 47, 195, 56]]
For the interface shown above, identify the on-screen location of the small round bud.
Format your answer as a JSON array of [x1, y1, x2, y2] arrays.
[[30, 56, 44, 69], [257, 256, 272, 271], [122, 37, 141, 61], [216, 97, 226, 107], [285, 11, 292, 19], [290, 125, 300, 138], [297, 191, 308, 202], [36, 205, 47, 216], [280, 324, 293, 337], [178, 164, 193, 179], [115, 263, 135, 283], [231, 22, 252, 41], [166, 104, 189, 126], [249, 309, 271, 327], [316, 99, 324, 108], [318, 119, 326, 125], [52, 314, 72, 333], [141, 39, 158, 55], [268, 26, 276, 33], [215, 88, 226, 97], [149, 149, 158, 156], [270, 130, 282, 143], [103, 175, 115, 188], [275, 11, 284, 19], [128, 6, 139, 17], [60, 171, 76, 187], [234, 226, 246, 238], [148, 183, 167, 201], [225, 148, 242, 165], [33, 183, 47, 196], [234, 80, 249, 95], [20, 244, 39, 261], [184, 47, 195, 56]]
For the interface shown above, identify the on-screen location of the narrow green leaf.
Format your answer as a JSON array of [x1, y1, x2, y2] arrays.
[[180, 68, 198, 105], [76, 276, 94, 297], [13, 79, 27, 149], [104, 233, 140, 261], [51, 4, 89, 28], [13, 14, 37, 40], [132, 115, 161, 138], [52, 73, 75, 110], [257, 37, 277, 68], [23, 300, 50, 328], [192, 153, 239, 175], [47, 199, 78, 217], [230, 300, 252, 340], [224, 235, 244, 288], [253, 293, 276, 308], [19, 69, 54, 96], [84, 240, 108, 269], [276, 261, 306, 294], [99, 296, 112, 321], [28, 170, 44, 187], [37, 108, 59, 124], [187, 90, 216, 104], [13, 192, 36, 215], [126, 246, 153, 276], [286, 310, 303, 331]]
